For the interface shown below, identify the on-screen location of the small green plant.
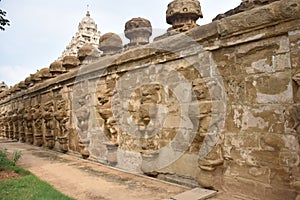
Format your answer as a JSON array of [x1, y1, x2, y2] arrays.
[[12, 150, 22, 166], [0, 147, 8, 158]]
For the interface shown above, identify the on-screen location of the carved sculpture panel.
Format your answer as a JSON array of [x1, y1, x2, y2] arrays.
[[17, 107, 25, 142], [32, 104, 43, 146], [74, 85, 91, 158], [43, 101, 55, 148], [55, 99, 70, 152], [24, 106, 33, 144], [11, 108, 19, 140]]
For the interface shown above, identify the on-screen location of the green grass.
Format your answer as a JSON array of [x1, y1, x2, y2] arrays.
[[0, 150, 30, 176], [0, 148, 74, 200], [0, 174, 74, 200]]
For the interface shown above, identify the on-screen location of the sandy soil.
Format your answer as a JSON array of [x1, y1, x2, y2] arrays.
[[0, 141, 187, 200]]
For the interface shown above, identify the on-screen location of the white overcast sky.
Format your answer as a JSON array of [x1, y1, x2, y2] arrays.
[[0, 0, 241, 86]]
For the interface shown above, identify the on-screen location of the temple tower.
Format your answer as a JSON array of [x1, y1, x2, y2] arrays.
[[59, 11, 101, 59]]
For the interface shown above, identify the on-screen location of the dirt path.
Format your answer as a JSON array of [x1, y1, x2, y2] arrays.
[[0, 141, 187, 200]]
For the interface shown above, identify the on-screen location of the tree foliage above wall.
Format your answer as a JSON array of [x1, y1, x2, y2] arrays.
[[0, 0, 10, 31]]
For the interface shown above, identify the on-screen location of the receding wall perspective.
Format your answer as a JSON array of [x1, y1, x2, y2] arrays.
[[0, 0, 299, 199]]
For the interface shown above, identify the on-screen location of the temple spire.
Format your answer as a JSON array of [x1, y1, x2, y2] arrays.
[[86, 4, 90, 16]]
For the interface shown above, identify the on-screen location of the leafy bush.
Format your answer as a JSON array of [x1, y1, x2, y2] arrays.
[[0, 148, 8, 158], [0, 148, 27, 175], [12, 150, 22, 166]]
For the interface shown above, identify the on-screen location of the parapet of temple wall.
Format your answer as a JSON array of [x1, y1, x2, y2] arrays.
[[0, 0, 300, 199]]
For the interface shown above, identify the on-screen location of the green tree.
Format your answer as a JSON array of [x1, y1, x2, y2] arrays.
[[0, 0, 9, 31]]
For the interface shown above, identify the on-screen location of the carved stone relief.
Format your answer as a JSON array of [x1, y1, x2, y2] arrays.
[[74, 84, 91, 158], [32, 104, 43, 146], [55, 99, 70, 152], [43, 101, 55, 148], [24, 106, 33, 144]]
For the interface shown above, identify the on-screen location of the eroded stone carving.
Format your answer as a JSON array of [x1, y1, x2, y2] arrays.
[[293, 71, 300, 102], [217, 0, 300, 37], [213, 0, 280, 21], [62, 56, 80, 71], [32, 104, 43, 146], [74, 87, 91, 158], [125, 17, 152, 47], [55, 99, 70, 152], [11, 108, 19, 140], [49, 60, 66, 77], [98, 87, 118, 145], [198, 141, 224, 189], [0, 82, 8, 93], [0, 1, 299, 199], [17, 107, 25, 142], [30, 72, 42, 85], [0, 111, 4, 138], [24, 106, 33, 144], [3, 111, 9, 139], [43, 101, 55, 148], [99, 32, 123, 56], [77, 44, 101, 65], [166, 0, 203, 32], [38, 68, 53, 81]]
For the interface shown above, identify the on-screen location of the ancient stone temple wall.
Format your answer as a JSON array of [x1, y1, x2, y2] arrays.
[[0, 0, 299, 199]]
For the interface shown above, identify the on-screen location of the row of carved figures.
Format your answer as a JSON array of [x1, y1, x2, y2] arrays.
[[0, 99, 70, 153]]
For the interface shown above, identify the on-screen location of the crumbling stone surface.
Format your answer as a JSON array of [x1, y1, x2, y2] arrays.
[[62, 55, 80, 70], [124, 17, 152, 46], [77, 43, 100, 65], [166, 0, 203, 32], [99, 32, 123, 56], [213, 0, 281, 21], [49, 60, 66, 76], [0, 1, 300, 199]]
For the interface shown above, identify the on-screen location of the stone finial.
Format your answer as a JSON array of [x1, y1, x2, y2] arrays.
[[77, 44, 101, 65], [13, 83, 21, 92], [166, 0, 203, 32], [38, 68, 53, 80], [62, 56, 80, 70], [30, 72, 42, 85], [99, 33, 123, 56], [49, 60, 66, 76], [0, 82, 8, 93], [124, 17, 152, 46], [24, 76, 32, 87], [18, 81, 27, 90]]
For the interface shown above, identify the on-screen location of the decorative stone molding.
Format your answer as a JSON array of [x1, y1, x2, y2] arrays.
[[62, 56, 80, 71], [32, 104, 43, 146], [213, 0, 280, 21], [125, 17, 152, 47], [166, 0, 203, 32], [217, 0, 300, 37], [49, 60, 66, 76], [0, 82, 7, 93], [24, 106, 33, 144], [77, 43, 101, 65], [43, 100, 55, 149], [99, 32, 123, 56], [37, 68, 53, 81], [55, 99, 70, 153]]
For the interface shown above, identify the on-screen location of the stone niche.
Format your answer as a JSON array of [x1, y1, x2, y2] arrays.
[[1, 0, 300, 199]]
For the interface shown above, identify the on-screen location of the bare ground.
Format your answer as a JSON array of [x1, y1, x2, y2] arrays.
[[0, 141, 187, 200]]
